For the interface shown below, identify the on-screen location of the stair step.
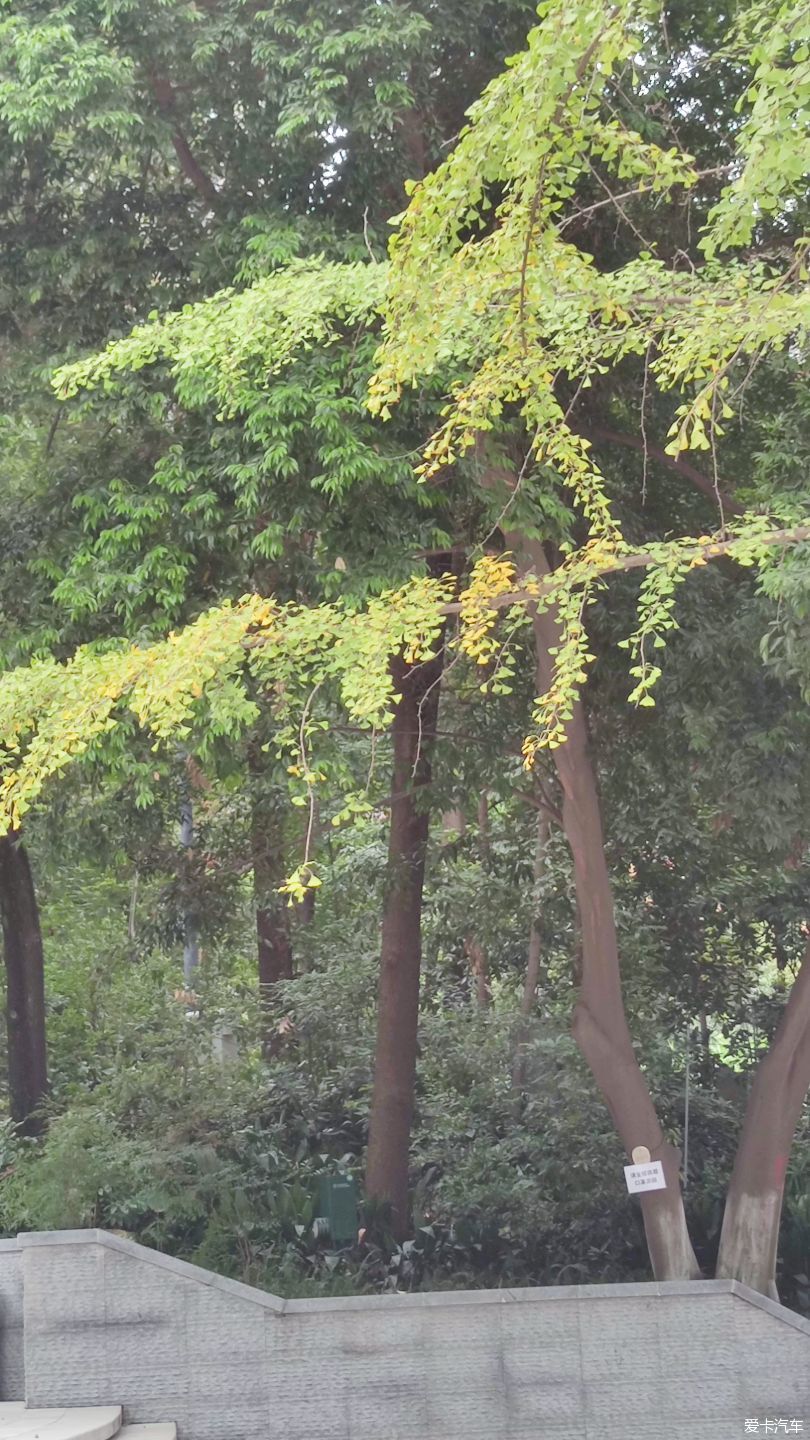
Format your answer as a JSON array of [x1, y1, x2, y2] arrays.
[[118, 1430, 176, 1440], [0, 1408, 122, 1440]]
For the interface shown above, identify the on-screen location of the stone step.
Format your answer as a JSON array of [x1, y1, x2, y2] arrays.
[[0, 1408, 122, 1440]]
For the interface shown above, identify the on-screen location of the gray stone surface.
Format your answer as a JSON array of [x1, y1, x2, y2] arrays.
[[0, 1243, 23, 1401], [4, 1229, 809, 1439]]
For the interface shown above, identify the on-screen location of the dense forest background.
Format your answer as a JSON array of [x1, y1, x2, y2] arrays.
[[1, 0, 809, 1310]]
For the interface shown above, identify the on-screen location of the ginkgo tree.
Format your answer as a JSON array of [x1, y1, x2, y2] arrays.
[[2, 0, 810, 1292]]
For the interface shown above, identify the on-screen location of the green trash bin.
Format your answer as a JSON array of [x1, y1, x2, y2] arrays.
[[315, 1173, 358, 1246]]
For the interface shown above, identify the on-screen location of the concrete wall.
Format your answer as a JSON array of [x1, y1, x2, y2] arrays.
[[3, 1229, 809, 1440], [0, 1238, 23, 1400]]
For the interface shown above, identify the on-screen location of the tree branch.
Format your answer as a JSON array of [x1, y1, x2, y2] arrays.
[[578, 422, 744, 516], [441, 522, 810, 615], [149, 74, 219, 208]]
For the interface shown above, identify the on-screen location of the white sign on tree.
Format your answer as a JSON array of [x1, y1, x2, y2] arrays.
[[624, 1145, 667, 1195]]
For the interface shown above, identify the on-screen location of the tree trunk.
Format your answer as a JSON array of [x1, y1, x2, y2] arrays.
[[464, 935, 491, 1008], [520, 812, 550, 1019], [179, 795, 200, 986], [477, 791, 490, 861], [251, 788, 294, 990], [508, 532, 701, 1281], [441, 808, 466, 841], [296, 801, 319, 935], [149, 73, 220, 208], [0, 833, 48, 1137], [365, 643, 445, 1238], [512, 812, 550, 1090], [716, 936, 810, 1295], [247, 745, 294, 1059]]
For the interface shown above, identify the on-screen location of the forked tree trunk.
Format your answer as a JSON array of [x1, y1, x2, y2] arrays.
[[716, 935, 810, 1295], [509, 532, 701, 1281], [0, 833, 48, 1137], [365, 643, 445, 1238]]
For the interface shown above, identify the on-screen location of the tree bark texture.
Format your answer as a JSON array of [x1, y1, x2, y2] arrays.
[[512, 811, 550, 1091], [464, 935, 491, 1008], [508, 532, 701, 1281], [251, 787, 294, 990], [365, 642, 445, 1238], [716, 935, 810, 1295], [0, 833, 48, 1137]]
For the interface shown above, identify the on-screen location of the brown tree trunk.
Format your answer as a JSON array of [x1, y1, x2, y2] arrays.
[[0, 834, 48, 1137], [512, 812, 550, 1090], [247, 744, 294, 1052], [464, 935, 491, 1008], [251, 788, 294, 990], [149, 74, 220, 207], [365, 643, 445, 1238], [716, 936, 810, 1295], [509, 532, 701, 1281]]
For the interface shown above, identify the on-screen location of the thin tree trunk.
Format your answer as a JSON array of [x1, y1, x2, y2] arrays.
[[251, 788, 294, 990], [520, 812, 550, 1019], [716, 936, 810, 1295], [247, 745, 294, 1061], [365, 642, 445, 1238], [149, 74, 220, 207], [508, 532, 701, 1281], [477, 791, 491, 862], [464, 935, 491, 1008], [299, 886, 316, 930], [441, 808, 466, 841], [297, 801, 320, 935], [179, 795, 200, 986], [128, 867, 139, 946], [512, 812, 550, 1090], [0, 834, 48, 1137], [699, 1007, 712, 1082]]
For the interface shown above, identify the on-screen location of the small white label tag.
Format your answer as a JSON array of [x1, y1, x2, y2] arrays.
[[624, 1160, 667, 1194]]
